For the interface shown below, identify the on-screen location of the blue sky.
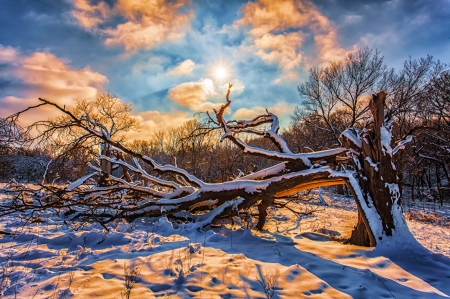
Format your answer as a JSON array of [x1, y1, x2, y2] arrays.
[[0, 0, 449, 139]]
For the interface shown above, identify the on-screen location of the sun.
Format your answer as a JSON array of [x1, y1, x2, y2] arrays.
[[213, 65, 230, 82], [210, 61, 232, 83], [214, 66, 228, 81]]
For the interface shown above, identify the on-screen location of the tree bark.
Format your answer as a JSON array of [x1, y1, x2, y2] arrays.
[[256, 198, 274, 230], [348, 211, 371, 246], [99, 143, 112, 187], [349, 92, 400, 245], [117, 151, 132, 182], [336, 184, 344, 195]]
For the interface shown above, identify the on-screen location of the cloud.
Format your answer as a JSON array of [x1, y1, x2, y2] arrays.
[[127, 110, 194, 140], [0, 45, 18, 62], [232, 107, 262, 120], [238, 0, 329, 35], [168, 78, 221, 112], [72, 0, 112, 28], [72, 0, 193, 52], [232, 101, 296, 120], [0, 96, 61, 125], [103, 16, 189, 52], [236, 0, 351, 79], [132, 56, 170, 75], [0, 45, 107, 120], [314, 30, 353, 66], [0, 46, 198, 138], [342, 14, 363, 25], [253, 43, 303, 82], [168, 77, 245, 112], [254, 32, 304, 75], [169, 59, 196, 75]]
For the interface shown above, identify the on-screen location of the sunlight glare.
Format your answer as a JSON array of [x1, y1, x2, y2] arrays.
[[214, 66, 228, 81]]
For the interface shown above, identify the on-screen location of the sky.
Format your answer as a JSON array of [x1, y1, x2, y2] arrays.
[[0, 0, 449, 139]]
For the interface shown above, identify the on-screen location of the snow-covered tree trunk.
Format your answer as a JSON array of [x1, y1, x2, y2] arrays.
[[343, 92, 409, 246]]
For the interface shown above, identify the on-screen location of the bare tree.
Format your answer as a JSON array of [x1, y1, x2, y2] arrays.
[[0, 115, 30, 151], [0, 114, 35, 181], [428, 71, 450, 126], [384, 58, 449, 204], [296, 49, 449, 202], [298, 48, 387, 142], [403, 70, 450, 204], [386, 56, 447, 136], [11, 93, 140, 184]]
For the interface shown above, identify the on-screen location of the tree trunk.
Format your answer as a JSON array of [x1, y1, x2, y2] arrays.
[[349, 92, 401, 245], [99, 143, 112, 186], [336, 184, 344, 195], [256, 198, 274, 230], [117, 151, 132, 182], [348, 213, 371, 246]]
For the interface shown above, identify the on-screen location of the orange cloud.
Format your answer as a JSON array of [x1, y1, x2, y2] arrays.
[[169, 59, 196, 75], [72, 0, 112, 28], [72, 0, 192, 52], [254, 32, 304, 74], [0, 46, 107, 122], [168, 78, 221, 112], [314, 30, 353, 66], [0, 96, 63, 126], [237, 0, 350, 78], [18, 53, 106, 99], [232, 101, 296, 120], [0, 46, 202, 138], [239, 0, 328, 35], [127, 110, 194, 140]]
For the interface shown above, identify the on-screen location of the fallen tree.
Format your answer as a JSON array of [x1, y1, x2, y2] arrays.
[[1, 86, 413, 246]]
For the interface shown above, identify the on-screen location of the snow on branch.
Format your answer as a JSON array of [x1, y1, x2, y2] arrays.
[[341, 128, 362, 149], [191, 197, 244, 229], [233, 136, 347, 167], [238, 162, 288, 181], [227, 113, 292, 154], [392, 135, 413, 155], [210, 86, 348, 169], [31, 97, 207, 188], [66, 172, 98, 191]]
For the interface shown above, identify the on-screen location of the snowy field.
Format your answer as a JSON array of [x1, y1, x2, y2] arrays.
[[0, 187, 449, 299]]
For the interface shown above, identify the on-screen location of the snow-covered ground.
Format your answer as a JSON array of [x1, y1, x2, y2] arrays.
[[0, 188, 449, 298]]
